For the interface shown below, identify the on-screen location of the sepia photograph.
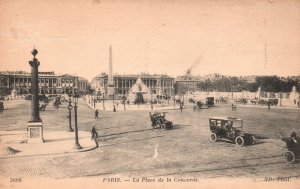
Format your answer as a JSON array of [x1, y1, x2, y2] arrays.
[[0, 0, 299, 188]]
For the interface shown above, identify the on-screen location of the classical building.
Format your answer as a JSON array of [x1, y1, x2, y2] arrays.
[[0, 71, 88, 95], [175, 74, 205, 93], [78, 76, 89, 92], [91, 73, 174, 99]]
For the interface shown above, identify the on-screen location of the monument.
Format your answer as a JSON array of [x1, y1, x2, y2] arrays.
[[107, 45, 114, 99], [11, 88, 17, 99], [27, 47, 44, 143], [127, 77, 151, 103], [290, 86, 299, 105], [256, 86, 262, 100]]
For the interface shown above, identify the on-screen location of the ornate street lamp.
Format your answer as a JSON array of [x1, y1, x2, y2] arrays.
[[67, 94, 74, 132], [122, 95, 126, 110], [150, 91, 153, 110], [93, 93, 96, 108], [102, 93, 105, 110], [73, 99, 82, 149], [173, 94, 176, 109]]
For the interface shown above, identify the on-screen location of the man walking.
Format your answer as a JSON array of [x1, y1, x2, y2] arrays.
[[180, 102, 183, 113], [193, 102, 197, 112], [95, 110, 99, 119], [91, 126, 99, 147]]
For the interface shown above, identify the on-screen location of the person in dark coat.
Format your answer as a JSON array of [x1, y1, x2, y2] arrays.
[[95, 110, 99, 119], [91, 126, 99, 147], [180, 103, 183, 113]]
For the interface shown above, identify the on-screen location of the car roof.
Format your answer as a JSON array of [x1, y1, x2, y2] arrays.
[[209, 117, 243, 121]]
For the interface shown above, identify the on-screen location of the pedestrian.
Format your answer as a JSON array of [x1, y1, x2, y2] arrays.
[[180, 102, 183, 113], [193, 102, 197, 112], [267, 101, 271, 111], [95, 110, 99, 119], [232, 104, 236, 111], [91, 126, 99, 147], [113, 102, 116, 112]]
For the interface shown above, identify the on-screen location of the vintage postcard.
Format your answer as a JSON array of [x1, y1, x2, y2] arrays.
[[0, 0, 299, 189]]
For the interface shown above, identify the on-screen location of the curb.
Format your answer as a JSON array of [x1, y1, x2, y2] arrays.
[[0, 145, 97, 160]]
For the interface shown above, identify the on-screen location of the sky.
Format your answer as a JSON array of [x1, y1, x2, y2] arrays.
[[0, 0, 299, 81]]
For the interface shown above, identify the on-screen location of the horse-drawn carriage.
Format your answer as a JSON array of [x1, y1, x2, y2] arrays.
[[280, 131, 300, 163], [149, 112, 174, 130]]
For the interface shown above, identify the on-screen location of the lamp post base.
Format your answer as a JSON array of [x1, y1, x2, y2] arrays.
[[27, 122, 44, 143], [74, 143, 82, 150]]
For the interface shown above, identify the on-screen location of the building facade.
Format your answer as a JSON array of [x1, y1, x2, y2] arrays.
[[78, 77, 89, 93], [91, 73, 175, 98], [175, 74, 205, 93], [0, 71, 88, 95]]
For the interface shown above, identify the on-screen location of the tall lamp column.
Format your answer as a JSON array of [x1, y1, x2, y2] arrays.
[[73, 98, 82, 149], [67, 94, 74, 132], [27, 47, 44, 143]]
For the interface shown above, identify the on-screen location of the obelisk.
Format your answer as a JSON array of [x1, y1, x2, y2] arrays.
[[107, 45, 114, 98]]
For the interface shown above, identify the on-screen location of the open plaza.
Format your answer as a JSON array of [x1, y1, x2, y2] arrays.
[[0, 97, 299, 181]]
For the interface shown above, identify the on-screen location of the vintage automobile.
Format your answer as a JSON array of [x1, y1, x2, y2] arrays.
[[149, 112, 174, 130], [209, 117, 256, 146], [205, 97, 215, 107], [280, 131, 300, 163]]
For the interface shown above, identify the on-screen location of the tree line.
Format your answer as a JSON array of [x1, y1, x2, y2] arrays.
[[175, 76, 300, 94]]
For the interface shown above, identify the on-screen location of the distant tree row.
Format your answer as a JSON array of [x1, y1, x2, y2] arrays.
[[175, 76, 300, 94]]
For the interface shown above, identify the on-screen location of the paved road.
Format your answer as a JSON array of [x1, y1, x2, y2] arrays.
[[0, 99, 299, 179]]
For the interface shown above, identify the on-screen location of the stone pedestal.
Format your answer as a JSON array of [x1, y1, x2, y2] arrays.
[[107, 85, 114, 99], [27, 122, 44, 143]]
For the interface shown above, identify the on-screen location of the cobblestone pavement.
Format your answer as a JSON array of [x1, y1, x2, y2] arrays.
[[0, 99, 299, 180]]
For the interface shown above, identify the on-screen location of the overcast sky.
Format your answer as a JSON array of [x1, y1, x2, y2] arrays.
[[0, 0, 299, 81]]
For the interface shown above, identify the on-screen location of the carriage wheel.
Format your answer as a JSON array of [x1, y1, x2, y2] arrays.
[[161, 124, 166, 130], [250, 136, 256, 145], [284, 151, 295, 163], [235, 136, 245, 146], [210, 133, 217, 142]]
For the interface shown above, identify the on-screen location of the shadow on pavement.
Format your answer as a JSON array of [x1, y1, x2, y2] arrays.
[[101, 124, 137, 130], [100, 135, 164, 147], [101, 128, 155, 137]]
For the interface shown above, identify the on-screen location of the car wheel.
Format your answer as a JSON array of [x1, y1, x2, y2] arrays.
[[161, 124, 166, 130], [251, 136, 256, 145], [235, 136, 245, 146], [284, 151, 295, 163], [210, 133, 217, 142]]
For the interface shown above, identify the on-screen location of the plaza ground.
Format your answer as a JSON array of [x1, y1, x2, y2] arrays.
[[0, 99, 299, 181]]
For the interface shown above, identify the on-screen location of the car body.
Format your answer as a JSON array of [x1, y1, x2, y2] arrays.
[[149, 112, 174, 130], [281, 137, 300, 163], [209, 117, 255, 146]]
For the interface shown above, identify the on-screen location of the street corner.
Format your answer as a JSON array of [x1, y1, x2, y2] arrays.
[[0, 130, 97, 158]]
